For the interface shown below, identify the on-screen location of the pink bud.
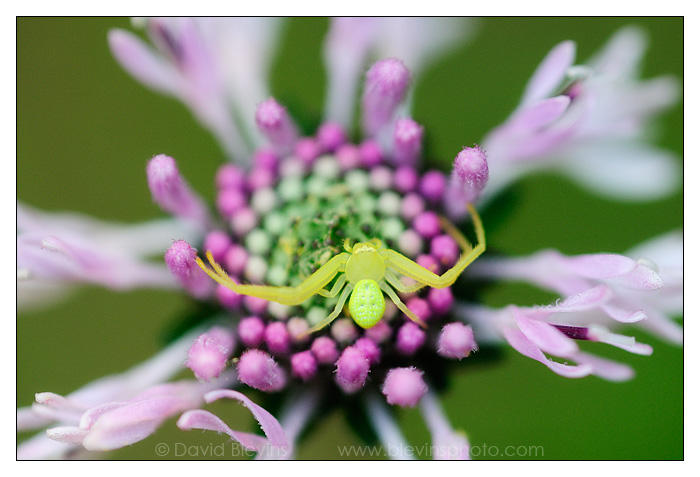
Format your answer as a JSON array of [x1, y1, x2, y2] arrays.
[[203, 230, 231, 263], [382, 367, 428, 407], [264, 321, 291, 354], [428, 287, 454, 316], [354, 337, 381, 365], [394, 166, 419, 193], [396, 322, 426, 356], [316, 122, 347, 152], [147, 155, 209, 224], [431, 234, 459, 267], [335, 347, 370, 394], [451, 145, 489, 202], [237, 349, 286, 392], [238, 316, 266, 348], [164, 240, 212, 298], [294, 137, 321, 165], [364, 320, 392, 344], [419, 170, 447, 204], [362, 58, 411, 136], [291, 351, 318, 381], [255, 97, 298, 153], [185, 327, 235, 381], [413, 211, 441, 239], [311, 337, 340, 364], [393, 118, 423, 166], [438, 323, 478, 360], [359, 140, 383, 167]]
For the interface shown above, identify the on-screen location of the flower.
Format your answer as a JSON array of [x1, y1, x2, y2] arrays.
[[481, 26, 681, 202], [18, 18, 682, 460]]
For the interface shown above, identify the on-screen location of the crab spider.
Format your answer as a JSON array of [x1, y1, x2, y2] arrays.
[[195, 204, 485, 335]]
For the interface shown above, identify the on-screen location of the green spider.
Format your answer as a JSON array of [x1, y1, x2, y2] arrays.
[[196, 204, 485, 335]]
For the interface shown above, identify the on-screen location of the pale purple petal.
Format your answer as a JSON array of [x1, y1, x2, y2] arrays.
[[108, 29, 183, 96], [627, 230, 683, 271], [520, 41, 576, 107], [558, 285, 615, 311], [587, 325, 653, 355], [640, 308, 683, 344], [204, 389, 290, 456], [587, 26, 647, 79], [419, 390, 470, 460], [276, 387, 322, 459], [323, 18, 379, 128], [81, 386, 204, 451], [18, 432, 80, 460], [561, 141, 680, 201], [18, 232, 175, 290], [609, 263, 663, 291], [362, 58, 411, 137], [503, 328, 593, 378], [375, 18, 475, 79], [78, 402, 129, 431], [505, 96, 572, 136], [177, 409, 268, 451], [600, 301, 647, 323], [17, 202, 202, 257], [364, 392, 414, 460], [571, 352, 635, 382], [46, 426, 89, 445], [563, 253, 638, 279], [17, 407, 53, 432], [515, 312, 578, 356], [206, 18, 284, 146]]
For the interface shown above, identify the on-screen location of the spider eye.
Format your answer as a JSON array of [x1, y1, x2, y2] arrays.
[[348, 279, 385, 329]]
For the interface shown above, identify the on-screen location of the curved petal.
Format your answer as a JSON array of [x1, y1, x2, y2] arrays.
[[520, 40, 576, 107], [570, 352, 635, 382], [177, 409, 268, 451], [204, 389, 290, 458], [46, 426, 89, 445], [564, 254, 638, 280], [503, 327, 593, 378], [515, 312, 578, 356], [108, 29, 182, 96], [587, 26, 647, 79], [81, 391, 202, 451]]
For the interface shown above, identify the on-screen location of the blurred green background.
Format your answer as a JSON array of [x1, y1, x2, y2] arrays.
[[17, 17, 682, 460]]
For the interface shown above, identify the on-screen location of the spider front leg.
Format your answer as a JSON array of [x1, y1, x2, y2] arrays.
[[196, 251, 349, 306], [384, 269, 427, 294], [303, 282, 354, 335], [317, 274, 347, 298], [380, 204, 485, 289]]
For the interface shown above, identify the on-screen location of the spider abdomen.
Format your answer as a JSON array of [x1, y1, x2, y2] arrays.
[[348, 279, 386, 329]]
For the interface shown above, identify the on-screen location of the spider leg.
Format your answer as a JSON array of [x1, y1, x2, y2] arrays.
[[379, 281, 428, 329], [380, 204, 485, 289], [384, 269, 427, 294], [317, 274, 347, 298], [196, 251, 349, 306], [303, 282, 354, 335]]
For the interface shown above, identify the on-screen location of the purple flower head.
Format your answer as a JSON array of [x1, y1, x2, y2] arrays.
[[19, 18, 681, 461]]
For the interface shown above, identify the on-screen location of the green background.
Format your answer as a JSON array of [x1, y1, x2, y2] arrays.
[[17, 17, 683, 460]]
